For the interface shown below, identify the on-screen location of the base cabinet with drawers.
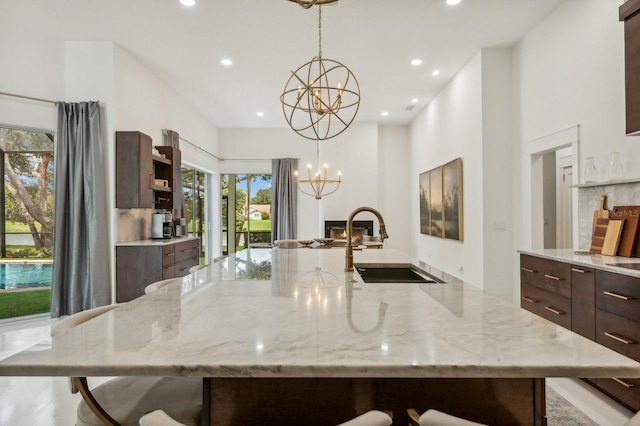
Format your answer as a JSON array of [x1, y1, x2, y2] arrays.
[[116, 238, 200, 302], [520, 253, 640, 410]]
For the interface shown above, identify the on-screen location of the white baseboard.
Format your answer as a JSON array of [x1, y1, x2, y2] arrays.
[[547, 377, 635, 426]]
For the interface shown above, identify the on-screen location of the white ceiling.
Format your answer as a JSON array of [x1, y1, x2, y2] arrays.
[[6, 0, 566, 129]]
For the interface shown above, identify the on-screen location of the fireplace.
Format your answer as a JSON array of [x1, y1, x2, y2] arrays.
[[325, 220, 374, 241]]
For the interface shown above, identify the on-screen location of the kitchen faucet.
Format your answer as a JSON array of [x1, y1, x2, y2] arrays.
[[345, 206, 389, 271]]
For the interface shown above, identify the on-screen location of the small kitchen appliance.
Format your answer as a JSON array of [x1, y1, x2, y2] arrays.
[[152, 211, 173, 239]]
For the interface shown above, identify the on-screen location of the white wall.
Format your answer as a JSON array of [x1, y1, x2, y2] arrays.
[[0, 22, 61, 133], [410, 53, 484, 288], [219, 123, 387, 240], [378, 125, 411, 252], [512, 0, 639, 255]]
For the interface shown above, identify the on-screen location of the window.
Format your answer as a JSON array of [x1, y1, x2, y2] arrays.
[[0, 126, 54, 320], [182, 166, 207, 263], [222, 174, 272, 254]]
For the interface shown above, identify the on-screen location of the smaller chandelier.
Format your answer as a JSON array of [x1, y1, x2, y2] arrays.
[[295, 140, 341, 200], [281, 5, 360, 141]]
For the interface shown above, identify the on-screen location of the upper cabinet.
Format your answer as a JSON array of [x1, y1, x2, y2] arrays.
[[620, 0, 640, 135], [116, 131, 154, 208], [115, 131, 181, 209]]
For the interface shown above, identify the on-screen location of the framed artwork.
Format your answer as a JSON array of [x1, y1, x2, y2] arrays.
[[419, 171, 430, 235], [419, 158, 463, 241]]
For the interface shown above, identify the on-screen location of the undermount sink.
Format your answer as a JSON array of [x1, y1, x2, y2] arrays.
[[354, 263, 445, 284]]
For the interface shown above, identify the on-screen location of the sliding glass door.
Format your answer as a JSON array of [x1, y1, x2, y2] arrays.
[[222, 174, 272, 255], [182, 166, 207, 264]]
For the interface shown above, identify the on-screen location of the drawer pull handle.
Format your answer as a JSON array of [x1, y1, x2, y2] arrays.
[[571, 268, 588, 273], [544, 274, 562, 281], [544, 306, 565, 315], [166, 266, 174, 270], [166, 253, 175, 257], [603, 291, 634, 301], [604, 332, 636, 345], [521, 268, 535, 273], [521, 296, 538, 304], [182, 249, 190, 253], [612, 377, 635, 388]]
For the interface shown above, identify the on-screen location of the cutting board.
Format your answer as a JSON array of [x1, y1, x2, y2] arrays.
[[611, 206, 640, 257], [590, 217, 610, 254], [592, 195, 610, 233], [602, 219, 625, 256]]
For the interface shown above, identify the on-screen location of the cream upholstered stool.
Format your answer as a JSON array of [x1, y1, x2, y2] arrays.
[[144, 278, 181, 294], [408, 408, 488, 426], [52, 304, 202, 426], [188, 263, 208, 273], [140, 409, 393, 426]]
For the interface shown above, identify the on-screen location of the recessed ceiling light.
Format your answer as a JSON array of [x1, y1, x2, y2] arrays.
[[411, 59, 423, 66], [412, 98, 419, 103], [256, 112, 264, 117], [221, 59, 233, 66], [446, 0, 461, 5], [180, 0, 196, 6], [381, 112, 389, 117], [432, 70, 440, 76]]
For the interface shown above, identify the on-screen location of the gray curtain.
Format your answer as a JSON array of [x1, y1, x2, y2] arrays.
[[51, 102, 110, 317], [271, 159, 298, 242], [163, 129, 185, 222]]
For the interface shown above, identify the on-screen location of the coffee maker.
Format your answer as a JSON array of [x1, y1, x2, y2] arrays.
[[152, 211, 173, 239]]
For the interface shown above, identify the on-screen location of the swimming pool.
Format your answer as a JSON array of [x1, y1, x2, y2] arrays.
[[0, 263, 52, 290]]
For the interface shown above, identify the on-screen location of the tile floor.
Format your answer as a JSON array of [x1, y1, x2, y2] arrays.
[[0, 316, 636, 425]]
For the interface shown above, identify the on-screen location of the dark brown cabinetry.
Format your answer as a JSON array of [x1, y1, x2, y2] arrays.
[[520, 253, 640, 410], [116, 131, 154, 208], [594, 269, 640, 409], [116, 238, 200, 302], [571, 265, 595, 340], [620, 0, 640, 135], [155, 146, 181, 210], [115, 131, 180, 209], [520, 255, 571, 329]]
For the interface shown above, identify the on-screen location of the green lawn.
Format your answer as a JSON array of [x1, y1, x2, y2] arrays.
[[243, 220, 271, 231], [0, 289, 51, 320], [5, 221, 41, 233]]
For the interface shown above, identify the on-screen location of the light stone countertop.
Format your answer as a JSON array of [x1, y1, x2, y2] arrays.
[[518, 248, 640, 278], [2, 248, 640, 378], [115, 235, 200, 246]]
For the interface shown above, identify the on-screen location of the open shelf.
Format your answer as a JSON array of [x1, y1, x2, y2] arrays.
[[152, 154, 172, 165], [569, 178, 640, 188]]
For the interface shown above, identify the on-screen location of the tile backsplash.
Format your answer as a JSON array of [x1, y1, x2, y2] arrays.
[[578, 182, 640, 250]]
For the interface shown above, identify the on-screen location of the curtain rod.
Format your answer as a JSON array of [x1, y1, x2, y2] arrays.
[[0, 91, 58, 105], [162, 129, 222, 161]]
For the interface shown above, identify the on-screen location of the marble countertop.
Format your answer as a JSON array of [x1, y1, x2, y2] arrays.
[[2, 248, 640, 378], [518, 248, 640, 278], [115, 235, 199, 247]]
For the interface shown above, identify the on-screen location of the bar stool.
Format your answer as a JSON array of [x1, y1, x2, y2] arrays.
[[144, 278, 181, 294], [408, 408, 488, 426], [52, 304, 202, 426], [140, 409, 393, 426]]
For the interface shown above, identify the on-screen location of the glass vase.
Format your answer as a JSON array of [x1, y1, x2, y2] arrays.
[[584, 157, 597, 183], [609, 152, 623, 181]]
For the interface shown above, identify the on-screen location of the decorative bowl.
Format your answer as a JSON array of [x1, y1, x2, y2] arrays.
[[314, 238, 335, 245], [297, 240, 315, 247]]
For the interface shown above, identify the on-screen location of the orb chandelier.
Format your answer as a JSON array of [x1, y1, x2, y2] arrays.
[[281, 5, 361, 141], [295, 139, 341, 199]]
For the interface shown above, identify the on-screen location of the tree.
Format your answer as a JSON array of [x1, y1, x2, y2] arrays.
[[0, 128, 54, 251], [251, 188, 271, 205]]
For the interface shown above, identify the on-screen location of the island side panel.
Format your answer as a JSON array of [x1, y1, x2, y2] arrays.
[[208, 377, 544, 426]]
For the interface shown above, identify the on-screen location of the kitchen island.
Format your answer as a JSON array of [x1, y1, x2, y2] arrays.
[[2, 248, 640, 425]]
